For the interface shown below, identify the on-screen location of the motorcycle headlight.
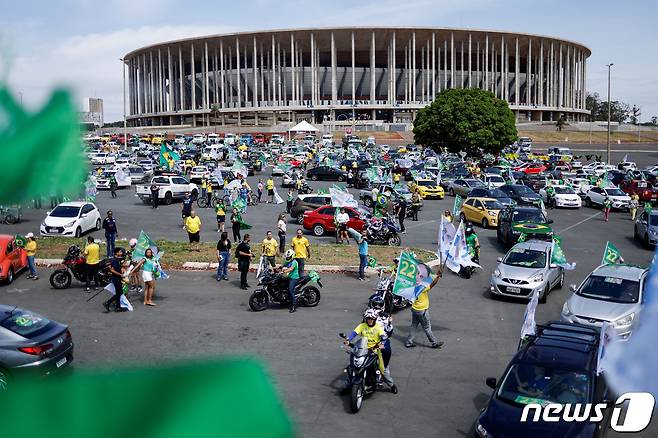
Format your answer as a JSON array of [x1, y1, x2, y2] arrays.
[[613, 313, 635, 328], [475, 422, 490, 438], [64, 221, 76, 227], [561, 301, 573, 318], [353, 356, 365, 367], [529, 273, 544, 283], [493, 268, 501, 278]]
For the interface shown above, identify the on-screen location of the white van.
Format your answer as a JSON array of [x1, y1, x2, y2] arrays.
[[322, 134, 333, 146], [192, 134, 206, 145], [201, 146, 221, 161], [225, 133, 237, 146], [207, 133, 220, 144]]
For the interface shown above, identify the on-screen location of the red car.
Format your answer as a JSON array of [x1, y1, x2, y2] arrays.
[[254, 133, 266, 145], [515, 163, 547, 175], [0, 235, 28, 284], [303, 206, 366, 236]]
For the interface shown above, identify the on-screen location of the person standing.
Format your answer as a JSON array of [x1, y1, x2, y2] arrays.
[[83, 236, 101, 291], [603, 197, 612, 222], [236, 234, 254, 290], [405, 269, 443, 349], [261, 231, 279, 267], [103, 247, 128, 313], [347, 169, 354, 188], [630, 193, 640, 221], [24, 233, 38, 281], [286, 189, 294, 213], [257, 179, 264, 203], [281, 249, 300, 313], [231, 208, 242, 242], [206, 181, 213, 207], [356, 230, 369, 281], [266, 177, 275, 203], [395, 198, 407, 234], [277, 213, 287, 255], [139, 248, 158, 306], [200, 178, 208, 203], [109, 175, 118, 198], [215, 199, 226, 233], [102, 211, 118, 258], [181, 192, 193, 227], [291, 229, 310, 276], [216, 232, 231, 281], [150, 183, 159, 209], [336, 208, 349, 243], [184, 210, 202, 251]]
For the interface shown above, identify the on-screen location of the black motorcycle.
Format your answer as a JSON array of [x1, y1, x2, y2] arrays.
[[459, 248, 480, 279], [365, 216, 401, 246], [370, 269, 410, 313], [339, 333, 384, 413], [297, 183, 312, 194], [248, 268, 322, 311], [49, 245, 112, 289]]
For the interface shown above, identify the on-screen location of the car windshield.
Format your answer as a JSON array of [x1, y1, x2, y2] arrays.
[[416, 180, 435, 187], [511, 210, 545, 223], [489, 189, 508, 198], [515, 186, 535, 195], [0, 309, 53, 338], [50, 206, 80, 218], [604, 189, 625, 196], [497, 364, 590, 406], [483, 200, 504, 210], [554, 187, 575, 194], [503, 248, 547, 268], [650, 215, 658, 226], [577, 275, 641, 304]]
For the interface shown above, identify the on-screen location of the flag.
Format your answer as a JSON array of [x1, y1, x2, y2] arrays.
[[159, 144, 180, 169], [596, 322, 616, 375], [256, 256, 265, 279], [392, 251, 419, 301], [234, 213, 252, 230], [0, 87, 87, 204], [601, 241, 624, 265], [132, 230, 159, 261], [231, 159, 248, 177], [232, 197, 247, 213], [103, 282, 133, 311], [329, 187, 358, 208], [520, 289, 539, 339], [445, 220, 481, 274], [367, 256, 377, 268], [414, 262, 435, 297], [14, 235, 27, 248], [437, 214, 456, 263], [452, 194, 463, 217], [551, 239, 576, 270], [273, 187, 284, 204], [212, 168, 224, 185]]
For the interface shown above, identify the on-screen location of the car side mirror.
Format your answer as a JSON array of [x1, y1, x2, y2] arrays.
[[496, 257, 503, 263], [549, 264, 558, 269], [486, 377, 497, 390], [569, 284, 577, 293]]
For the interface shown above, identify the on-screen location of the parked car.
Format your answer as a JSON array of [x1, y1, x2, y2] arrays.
[[460, 197, 503, 228], [619, 179, 658, 203], [483, 174, 506, 188], [95, 170, 131, 190], [498, 184, 542, 205], [303, 206, 366, 236], [0, 305, 74, 389], [40, 202, 102, 238], [290, 194, 332, 224], [0, 235, 28, 284], [307, 166, 347, 182], [497, 205, 553, 247], [584, 187, 631, 210], [539, 185, 582, 208], [490, 240, 564, 302], [189, 166, 210, 183], [477, 321, 609, 438], [467, 188, 514, 207], [448, 178, 487, 197], [634, 210, 658, 248], [516, 162, 547, 175], [561, 264, 648, 340], [408, 179, 445, 199]]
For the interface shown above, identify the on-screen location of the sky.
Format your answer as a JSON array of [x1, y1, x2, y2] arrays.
[[1, 0, 657, 122]]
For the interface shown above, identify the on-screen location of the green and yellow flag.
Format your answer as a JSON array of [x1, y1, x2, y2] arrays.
[[159, 144, 180, 170], [602, 241, 624, 265]]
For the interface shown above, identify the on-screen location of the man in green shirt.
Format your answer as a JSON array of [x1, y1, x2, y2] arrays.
[[281, 249, 300, 313]]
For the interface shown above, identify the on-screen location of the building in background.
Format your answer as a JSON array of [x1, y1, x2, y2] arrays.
[[123, 27, 591, 129]]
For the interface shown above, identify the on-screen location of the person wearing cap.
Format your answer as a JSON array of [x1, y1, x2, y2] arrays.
[[25, 233, 38, 280]]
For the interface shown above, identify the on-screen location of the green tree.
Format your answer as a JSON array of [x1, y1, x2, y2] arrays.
[[210, 103, 220, 133], [413, 88, 517, 156], [586, 92, 601, 122], [630, 105, 641, 125]]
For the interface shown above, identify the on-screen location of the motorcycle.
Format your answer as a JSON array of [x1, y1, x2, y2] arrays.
[[49, 245, 112, 289], [370, 269, 410, 313], [365, 216, 401, 246], [459, 247, 480, 279], [248, 268, 322, 311], [339, 333, 384, 413], [297, 182, 313, 194]]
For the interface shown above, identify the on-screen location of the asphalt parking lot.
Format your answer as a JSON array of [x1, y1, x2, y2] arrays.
[[1, 145, 658, 437]]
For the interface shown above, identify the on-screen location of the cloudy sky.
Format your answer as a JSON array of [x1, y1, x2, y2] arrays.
[[2, 0, 657, 121]]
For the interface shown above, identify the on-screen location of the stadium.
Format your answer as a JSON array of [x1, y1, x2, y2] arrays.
[[123, 27, 591, 129]]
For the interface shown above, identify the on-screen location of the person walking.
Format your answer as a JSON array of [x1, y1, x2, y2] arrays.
[[231, 208, 242, 242], [395, 198, 407, 234], [103, 247, 128, 313], [405, 269, 443, 349], [236, 234, 254, 290], [83, 236, 101, 291], [277, 213, 287, 256], [603, 197, 612, 222], [216, 232, 231, 281], [102, 211, 118, 258], [109, 175, 118, 198], [266, 177, 275, 203], [291, 229, 310, 276], [150, 183, 159, 209], [286, 189, 294, 213], [356, 230, 369, 281], [139, 248, 158, 306], [261, 231, 279, 268], [257, 179, 264, 203], [181, 192, 193, 227], [184, 210, 202, 251], [200, 178, 208, 203], [215, 199, 226, 233], [630, 193, 640, 221], [24, 233, 38, 281]]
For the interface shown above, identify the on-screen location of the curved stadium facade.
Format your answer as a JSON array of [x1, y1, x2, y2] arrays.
[[124, 27, 591, 128]]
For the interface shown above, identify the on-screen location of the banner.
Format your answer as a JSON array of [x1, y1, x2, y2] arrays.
[[520, 288, 539, 339], [596, 322, 615, 375], [551, 239, 576, 270], [601, 241, 624, 265], [329, 187, 358, 208], [452, 194, 463, 217], [132, 230, 158, 261], [437, 214, 456, 263], [445, 221, 481, 274], [392, 251, 418, 301]]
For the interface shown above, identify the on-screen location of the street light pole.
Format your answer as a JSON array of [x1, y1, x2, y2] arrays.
[[606, 63, 613, 164], [120, 58, 127, 150]]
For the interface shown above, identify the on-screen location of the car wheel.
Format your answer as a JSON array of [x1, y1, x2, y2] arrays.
[[449, 188, 455, 196], [388, 235, 401, 246], [164, 192, 173, 205], [95, 219, 101, 231], [75, 227, 81, 238], [557, 270, 565, 289], [311, 174, 318, 181], [0, 368, 9, 390], [539, 285, 549, 304], [6, 267, 13, 284], [337, 176, 345, 182], [481, 218, 489, 228], [312, 224, 325, 236]]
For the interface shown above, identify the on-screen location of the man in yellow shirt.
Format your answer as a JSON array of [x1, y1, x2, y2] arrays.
[[266, 177, 275, 203], [290, 229, 310, 276], [405, 268, 443, 349], [83, 235, 101, 291], [184, 210, 202, 252], [24, 233, 38, 280], [261, 231, 279, 267]]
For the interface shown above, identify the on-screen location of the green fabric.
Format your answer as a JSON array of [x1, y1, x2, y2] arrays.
[[287, 259, 300, 279], [14, 234, 26, 248], [0, 358, 293, 438], [132, 230, 158, 261], [602, 241, 624, 265], [159, 145, 180, 169], [0, 87, 87, 204]]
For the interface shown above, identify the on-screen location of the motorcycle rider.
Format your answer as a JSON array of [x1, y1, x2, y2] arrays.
[[465, 222, 480, 264], [368, 296, 394, 375], [410, 191, 422, 221], [281, 249, 300, 313], [344, 309, 397, 394]]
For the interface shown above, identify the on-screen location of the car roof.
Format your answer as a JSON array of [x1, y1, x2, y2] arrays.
[[467, 197, 497, 203], [590, 264, 648, 281], [511, 239, 553, 252], [519, 322, 599, 371], [0, 235, 15, 244], [55, 202, 86, 207]]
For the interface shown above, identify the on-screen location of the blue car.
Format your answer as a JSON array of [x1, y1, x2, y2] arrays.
[[476, 321, 612, 437]]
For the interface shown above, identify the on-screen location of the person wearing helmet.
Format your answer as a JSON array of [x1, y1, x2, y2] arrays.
[[281, 249, 300, 313], [464, 222, 480, 263], [368, 295, 394, 374], [345, 309, 398, 394]]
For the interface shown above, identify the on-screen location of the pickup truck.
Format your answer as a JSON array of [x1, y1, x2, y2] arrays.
[[620, 179, 658, 203], [135, 176, 198, 205]]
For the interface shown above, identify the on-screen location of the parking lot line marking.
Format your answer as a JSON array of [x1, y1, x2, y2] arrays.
[[556, 211, 601, 234], [404, 218, 439, 230]]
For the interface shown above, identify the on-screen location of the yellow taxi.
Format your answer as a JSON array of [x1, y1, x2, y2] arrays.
[[151, 135, 164, 145], [408, 179, 445, 199], [459, 197, 503, 228]]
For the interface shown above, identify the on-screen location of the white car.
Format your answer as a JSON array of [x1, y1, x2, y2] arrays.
[[192, 134, 206, 145], [40, 202, 102, 238], [539, 185, 582, 208], [96, 169, 132, 190], [90, 153, 115, 165], [483, 174, 506, 188], [322, 134, 333, 146], [224, 133, 237, 146], [189, 166, 210, 182], [566, 177, 592, 197], [207, 133, 220, 144], [619, 161, 637, 171], [175, 134, 186, 145], [584, 187, 631, 210], [127, 166, 146, 183], [138, 160, 154, 172]]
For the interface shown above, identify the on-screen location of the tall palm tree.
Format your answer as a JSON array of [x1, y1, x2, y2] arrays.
[[210, 104, 220, 133]]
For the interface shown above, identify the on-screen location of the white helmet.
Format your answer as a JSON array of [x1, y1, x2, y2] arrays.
[[284, 249, 295, 261], [363, 309, 378, 320], [129, 238, 138, 248]]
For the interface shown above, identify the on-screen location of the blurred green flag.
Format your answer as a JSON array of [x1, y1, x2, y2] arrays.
[[0, 358, 293, 438], [0, 87, 87, 204]]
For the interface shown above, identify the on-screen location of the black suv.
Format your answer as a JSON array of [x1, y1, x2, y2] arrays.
[[477, 322, 611, 438], [497, 205, 553, 247], [290, 194, 332, 224], [498, 184, 542, 205]]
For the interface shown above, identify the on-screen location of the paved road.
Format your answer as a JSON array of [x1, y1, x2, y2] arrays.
[[2, 197, 657, 437]]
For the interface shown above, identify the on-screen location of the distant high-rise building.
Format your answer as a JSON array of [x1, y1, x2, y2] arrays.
[[88, 98, 104, 126]]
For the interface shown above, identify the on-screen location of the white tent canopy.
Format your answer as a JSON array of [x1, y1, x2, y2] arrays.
[[289, 120, 319, 133]]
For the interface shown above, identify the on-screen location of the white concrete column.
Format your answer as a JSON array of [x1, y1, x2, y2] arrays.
[[277, 41, 282, 106], [331, 32, 337, 104], [539, 40, 544, 106], [392, 32, 396, 103], [290, 34, 296, 104], [351, 31, 355, 105], [468, 33, 472, 88], [421, 44, 425, 101], [444, 39, 448, 91], [432, 33, 436, 98], [260, 44, 265, 104], [254, 37, 259, 107], [500, 36, 505, 100], [558, 43, 563, 108], [450, 32, 454, 88], [236, 39, 242, 110], [426, 41, 430, 100], [271, 35, 276, 105], [527, 39, 532, 105], [219, 42, 225, 109], [515, 37, 519, 105], [485, 35, 489, 91], [412, 32, 416, 102], [476, 41, 480, 88], [205, 42, 210, 110], [167, 47, 173, 111], [190, 44, 196, 110], [371, 31, 376, 104], [460, 39, 464, 88]]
